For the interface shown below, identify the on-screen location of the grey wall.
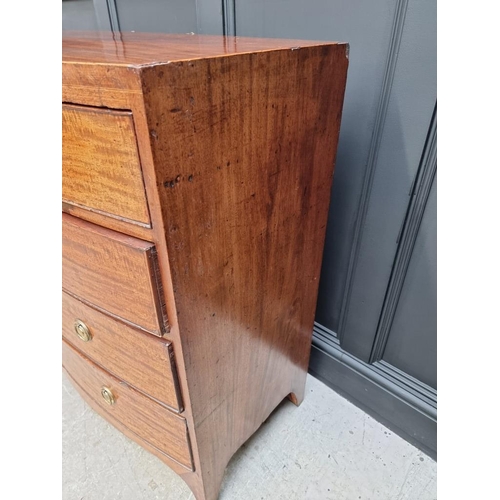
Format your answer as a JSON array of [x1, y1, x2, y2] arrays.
[[63, 0, 224, 34], [383, 176, 437, 388], [338, 0, 436, 361], [62, 0, 99, 30], [113, 0, 198, 33]]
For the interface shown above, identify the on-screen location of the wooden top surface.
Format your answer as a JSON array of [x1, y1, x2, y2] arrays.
[[62, 31, 347, 67]]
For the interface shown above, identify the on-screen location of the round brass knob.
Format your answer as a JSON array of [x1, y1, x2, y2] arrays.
[[101, 386, 115, 406], [74, 319, 92, 342]]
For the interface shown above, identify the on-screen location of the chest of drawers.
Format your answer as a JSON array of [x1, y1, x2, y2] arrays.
[[62, 31, 348, 500]]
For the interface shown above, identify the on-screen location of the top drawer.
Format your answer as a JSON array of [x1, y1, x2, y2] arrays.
[[62, 104, 150, 226]]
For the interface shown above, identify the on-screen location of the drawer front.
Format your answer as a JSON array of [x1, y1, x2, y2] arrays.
[[62, 340, 193, 471], [62, 213, 168, 336], [63, 292, 182, 411], [62, 104, 150, 226]]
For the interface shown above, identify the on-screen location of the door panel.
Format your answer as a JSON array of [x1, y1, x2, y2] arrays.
[[113, 0, 197, 33], [62, 0, 223, 35], [340, 0, 437, 360], [382, 177, 437, 389], [62, 0, 99, 30]]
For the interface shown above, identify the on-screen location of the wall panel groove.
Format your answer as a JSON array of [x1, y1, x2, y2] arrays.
[[222, 0, 236, 36], [338, 0, 410, 343], [106, 0, 121, 32], [370, 105, 437, 362]]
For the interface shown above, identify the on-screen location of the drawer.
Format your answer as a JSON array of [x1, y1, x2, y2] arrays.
[[63, 292, 182, 411], [62, 104, 150, 226], [62, 340, 193, 471], [62, 213, 168, 336]]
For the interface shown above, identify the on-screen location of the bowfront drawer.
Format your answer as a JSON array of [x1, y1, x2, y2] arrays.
[[62, 213, 168, 336], [62, 340, 193, 471], [62, 292, 182, 411], [62, 104, 150, 226]]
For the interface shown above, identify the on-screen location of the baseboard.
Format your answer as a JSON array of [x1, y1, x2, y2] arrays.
[[309, 327, 437, 460]]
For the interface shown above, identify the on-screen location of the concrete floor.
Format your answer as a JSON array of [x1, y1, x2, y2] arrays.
[[62, 374, 437, 500]]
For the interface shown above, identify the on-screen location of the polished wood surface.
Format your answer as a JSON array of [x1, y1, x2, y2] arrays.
[[63, 292, 182, 410], [63, 105, 150, 225], [64, 366, 194, 479], [63, 340, 193, 470], [62, 213, 168, 336], [62, 201, 153, 241], [140, 42, 348, 500], [62, 32, 349, 500], [63, 31, 346, 66]]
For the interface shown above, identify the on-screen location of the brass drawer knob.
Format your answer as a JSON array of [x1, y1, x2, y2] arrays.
[[74, 319, 92, 342], [101, 386, 115, 406]]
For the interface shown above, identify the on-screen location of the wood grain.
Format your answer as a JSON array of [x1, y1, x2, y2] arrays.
[[62, 213, 168, 336], [140, 42, 349, 500], [62, 201, 153, 241], [63, 31, 347, 66], [63, 104, 150, 226], [63, 292, 182, 410], [62, 62, 141, 109], [62, 32, 349, 500], [62, 340, 193, 470]]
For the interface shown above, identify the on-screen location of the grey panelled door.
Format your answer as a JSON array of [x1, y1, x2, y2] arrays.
[[62, 0, 225, 34], [62, 0, 437, 457], [382, 176, 437, 389]]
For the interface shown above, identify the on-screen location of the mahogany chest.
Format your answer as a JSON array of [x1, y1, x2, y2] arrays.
[[62, 31, 348, 500]]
